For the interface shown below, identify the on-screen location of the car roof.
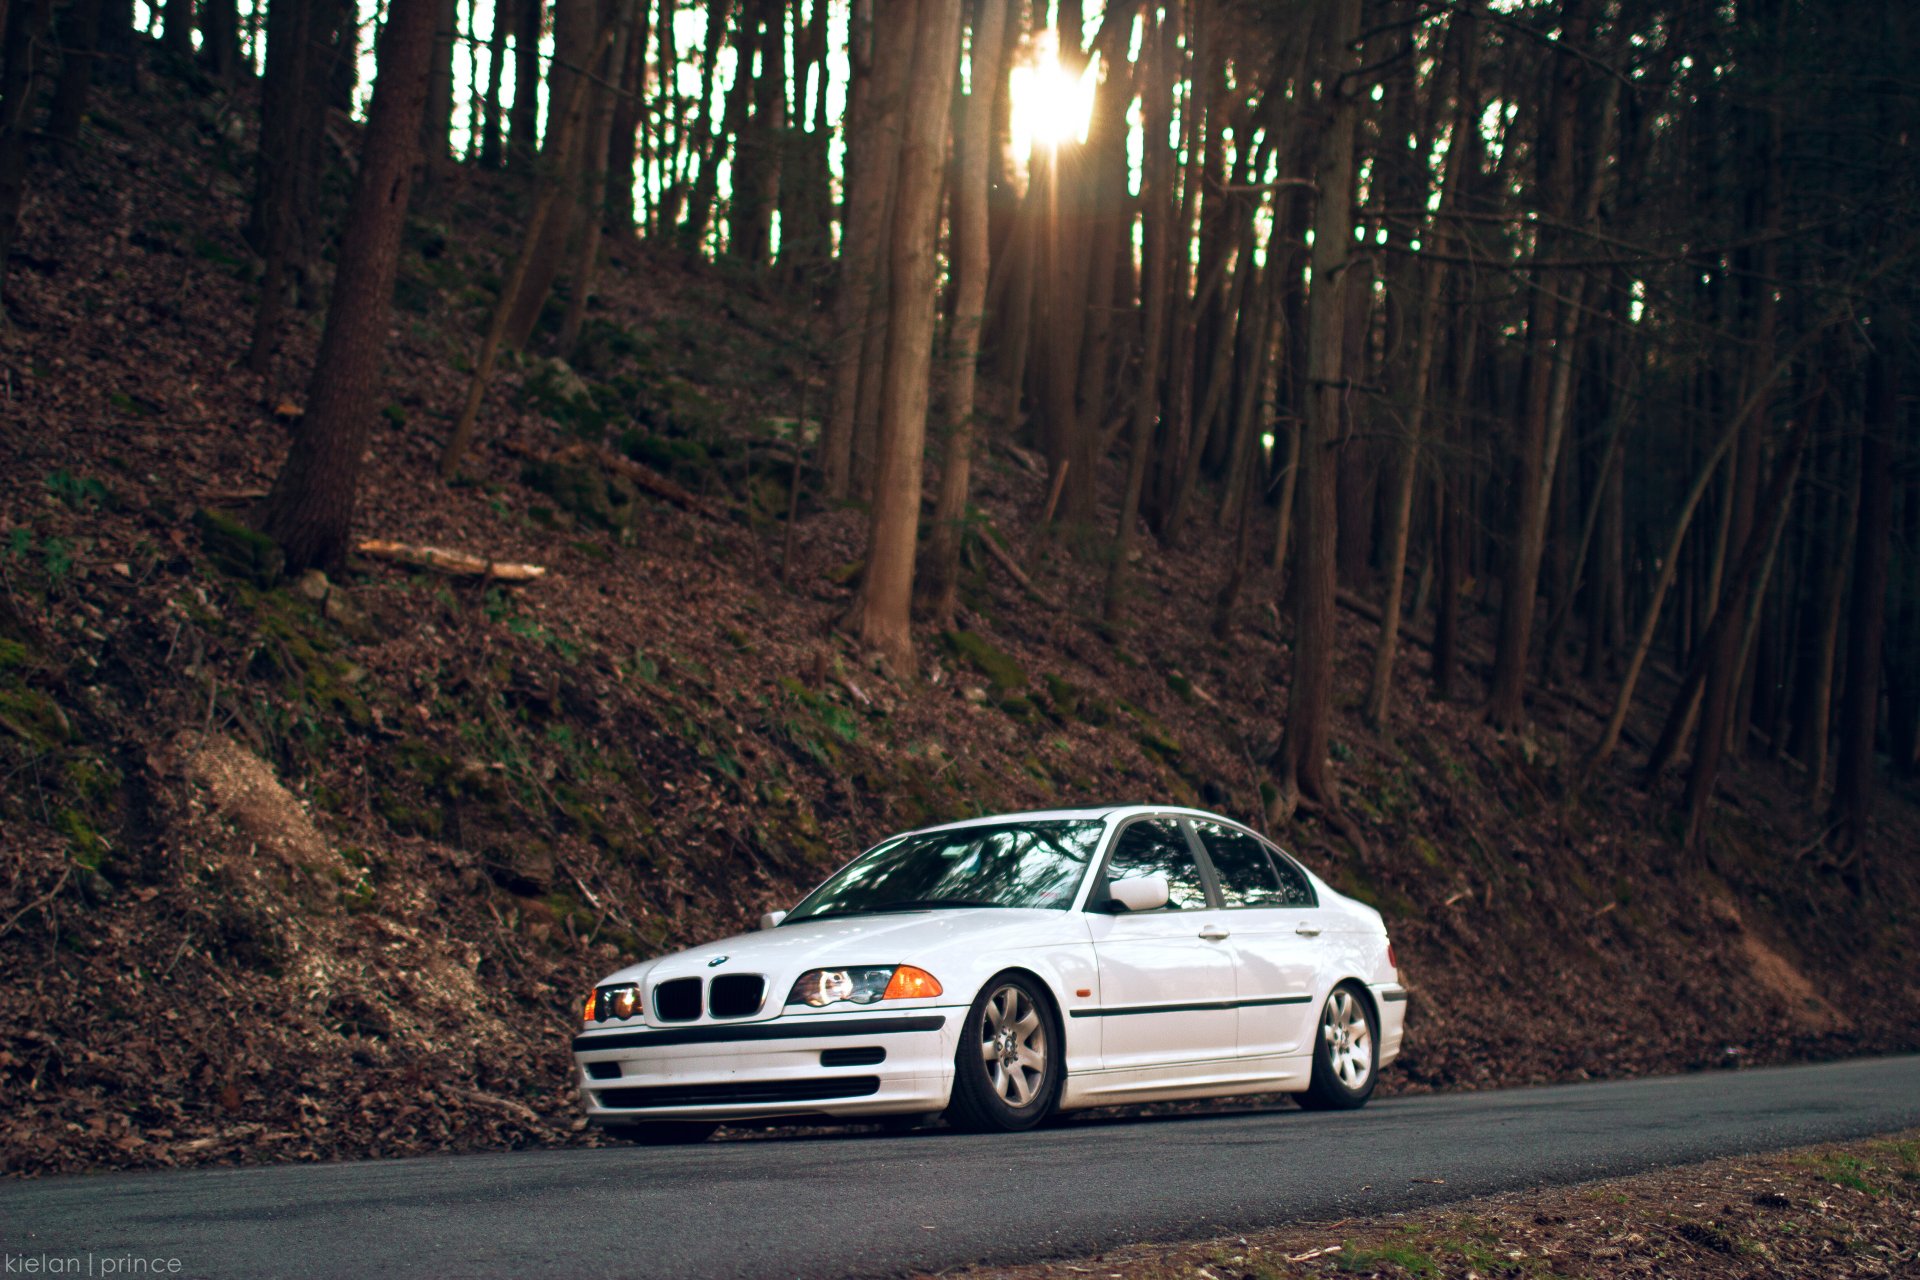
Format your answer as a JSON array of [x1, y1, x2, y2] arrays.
[[906, 805, 1238, 835]]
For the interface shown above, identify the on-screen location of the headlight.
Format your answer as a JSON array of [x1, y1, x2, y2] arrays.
[[786, 965, 943, 1008], [584, 983, 642, 1024]]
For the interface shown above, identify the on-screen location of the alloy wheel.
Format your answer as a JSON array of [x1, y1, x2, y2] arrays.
[[979, 983, 1049, 1107], [1322, 987, 1373, 1090]]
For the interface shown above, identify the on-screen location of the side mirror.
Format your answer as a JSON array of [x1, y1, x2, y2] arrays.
[[759, 910, 788, 930], [1105, 874, 1170, 913]]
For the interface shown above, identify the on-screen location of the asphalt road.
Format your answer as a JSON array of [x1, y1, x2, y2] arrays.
[[5, 1056, 1918, 1280]]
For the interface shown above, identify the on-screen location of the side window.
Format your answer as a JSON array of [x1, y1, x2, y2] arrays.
[[1262, 842, 1318, 908], [1194, 821, 1287, 907], [1103, 818, 1209, 910]]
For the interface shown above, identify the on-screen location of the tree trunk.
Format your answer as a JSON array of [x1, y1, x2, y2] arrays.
[[603, 0, 649, 234], [507, 0, 544, 169], [1363, 2, 1479, 727], [557, 0, 631, 353], [48, 0, 106, 159], [478, 0, 511, 167], [1675, 419, 1810, 849], [1801, 441, 1858, 800], [920, 0, 1010, 625], [1832, 349, 1896, 870], [499, 0, 599, 350], [848, 0, 960, 673], [819, 7, 911, 498], [1486, 1, 1592, 728], [248, 0, 333, 374], [1104, 6, 1172, 622], [1272, 0, 1362, 818], [255, 0, 440, 573], [0, 0, 53, 322], [418, 0, 458, 179]]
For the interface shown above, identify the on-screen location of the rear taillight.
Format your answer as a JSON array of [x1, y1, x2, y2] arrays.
[[1387, 940, 1398, 972]]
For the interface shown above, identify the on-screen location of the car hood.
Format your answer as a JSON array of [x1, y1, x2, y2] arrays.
[[590, 908, 1074, 1007]]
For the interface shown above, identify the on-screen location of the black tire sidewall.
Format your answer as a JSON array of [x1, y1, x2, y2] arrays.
[[950, 973, 1062, 1132], [1305, 983, 1378, 1109]]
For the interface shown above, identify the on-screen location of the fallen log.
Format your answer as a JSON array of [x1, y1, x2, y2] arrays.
[[354, 540, 546, 582]]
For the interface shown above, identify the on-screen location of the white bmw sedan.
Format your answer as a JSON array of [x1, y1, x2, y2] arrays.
[[572, 806, 1407, 1142]]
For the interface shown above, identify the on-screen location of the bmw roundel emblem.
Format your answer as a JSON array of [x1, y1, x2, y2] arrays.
[[708, 955, 728, 967]]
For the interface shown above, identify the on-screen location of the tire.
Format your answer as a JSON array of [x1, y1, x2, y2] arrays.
[[1295, 982, 1378, 1111], [944, 972, 1063, 1133], [600, 1120, 719, 1145]]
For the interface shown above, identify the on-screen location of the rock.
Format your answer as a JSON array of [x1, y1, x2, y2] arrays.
[[295, 569, 330, 601], [536, 356, 593, 403]]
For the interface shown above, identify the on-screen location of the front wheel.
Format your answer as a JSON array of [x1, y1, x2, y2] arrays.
[[1295, 983, 1378, 1111], [945, 973, 1062, 1132]]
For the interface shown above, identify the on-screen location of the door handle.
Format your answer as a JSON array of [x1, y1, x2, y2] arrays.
[[1295, 923, 1322, 937], [1198, 924, 1231, 941]]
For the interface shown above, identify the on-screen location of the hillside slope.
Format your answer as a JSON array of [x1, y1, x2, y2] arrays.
[[1, 70, 1915, 1177]]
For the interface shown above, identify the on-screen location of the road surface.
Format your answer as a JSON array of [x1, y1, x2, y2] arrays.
[[4, 1056, 1918, 1279]]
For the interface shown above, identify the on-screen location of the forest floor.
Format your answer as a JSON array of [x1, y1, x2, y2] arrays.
[[915, 1129, 1920, 1280], [1, 65, 1917, 1177]]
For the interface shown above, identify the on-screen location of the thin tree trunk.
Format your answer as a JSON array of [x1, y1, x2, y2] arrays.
[[921, 0, 1010, 626], [478, 0, 511, 167], [442, 24, 615, 477], [1803, 446, 1858, 801], [1363, 3, 1479, 727], [1832, 349, 1897, 871], [507, 0, 543, 169], [48, 0, 106, 159], [1104, 7, 1172, 622], [820, 8, 910, 498], [848, 0, 960, 673], [1272, 0, 1362, 819], [255, 0, 441, 572], [1674, 419, 1810, 848], [0, 0, 54, 323]]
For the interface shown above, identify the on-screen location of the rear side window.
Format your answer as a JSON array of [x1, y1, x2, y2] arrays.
[[1193, 820, 1289, 907], [1262, 842, 1317, 908], [1103, 818, 1209, 910]]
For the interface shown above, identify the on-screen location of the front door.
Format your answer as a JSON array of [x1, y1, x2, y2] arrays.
[[1083, 817, 1237, 1071]]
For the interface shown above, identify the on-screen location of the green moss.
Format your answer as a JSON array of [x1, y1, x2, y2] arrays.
[[1334, 1242, 1436, 1276], [999, 695, 1037, 721], [1041, 673, 1080, 719], [0, 685, 71, 746], [56, 809, 109, 866], [944, 630, 1027, 692], [0, 637, 35, 672], [375, 791, 445, 838], [522, 459, 639, 532], [1165, 670, 1196, 703], [196, 508, 284, 586], [1408, 834, 1444, 868]]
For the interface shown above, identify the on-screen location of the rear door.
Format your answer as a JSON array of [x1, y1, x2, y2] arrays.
[[1189, 819, 1324, 1060], [1083, 816, 1238, 1070]]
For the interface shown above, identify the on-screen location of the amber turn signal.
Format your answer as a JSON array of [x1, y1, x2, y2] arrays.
[[882, 965, 943, 1000], [582, 990, 598, 1024]]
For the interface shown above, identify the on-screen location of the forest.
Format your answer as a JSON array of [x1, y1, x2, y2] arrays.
[[0, 0, 1917, 1172]]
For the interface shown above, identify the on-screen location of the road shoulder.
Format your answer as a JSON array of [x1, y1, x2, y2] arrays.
[[919, 1128, 1920, 1279]]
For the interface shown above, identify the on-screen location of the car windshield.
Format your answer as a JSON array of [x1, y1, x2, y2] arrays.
[[785, 820, 1106, 921]]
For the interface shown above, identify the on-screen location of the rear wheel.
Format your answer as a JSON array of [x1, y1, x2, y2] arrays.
[[600, 1121, 719, 1145], [1296, 983, 1377, 1111], [945, 973, 1062, 1132]]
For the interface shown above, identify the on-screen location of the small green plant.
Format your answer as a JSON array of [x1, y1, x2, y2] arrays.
[[46, 470, 111, 510]]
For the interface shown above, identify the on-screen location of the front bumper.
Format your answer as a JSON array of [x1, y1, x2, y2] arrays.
[[572, 1010, 962, 1123]]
